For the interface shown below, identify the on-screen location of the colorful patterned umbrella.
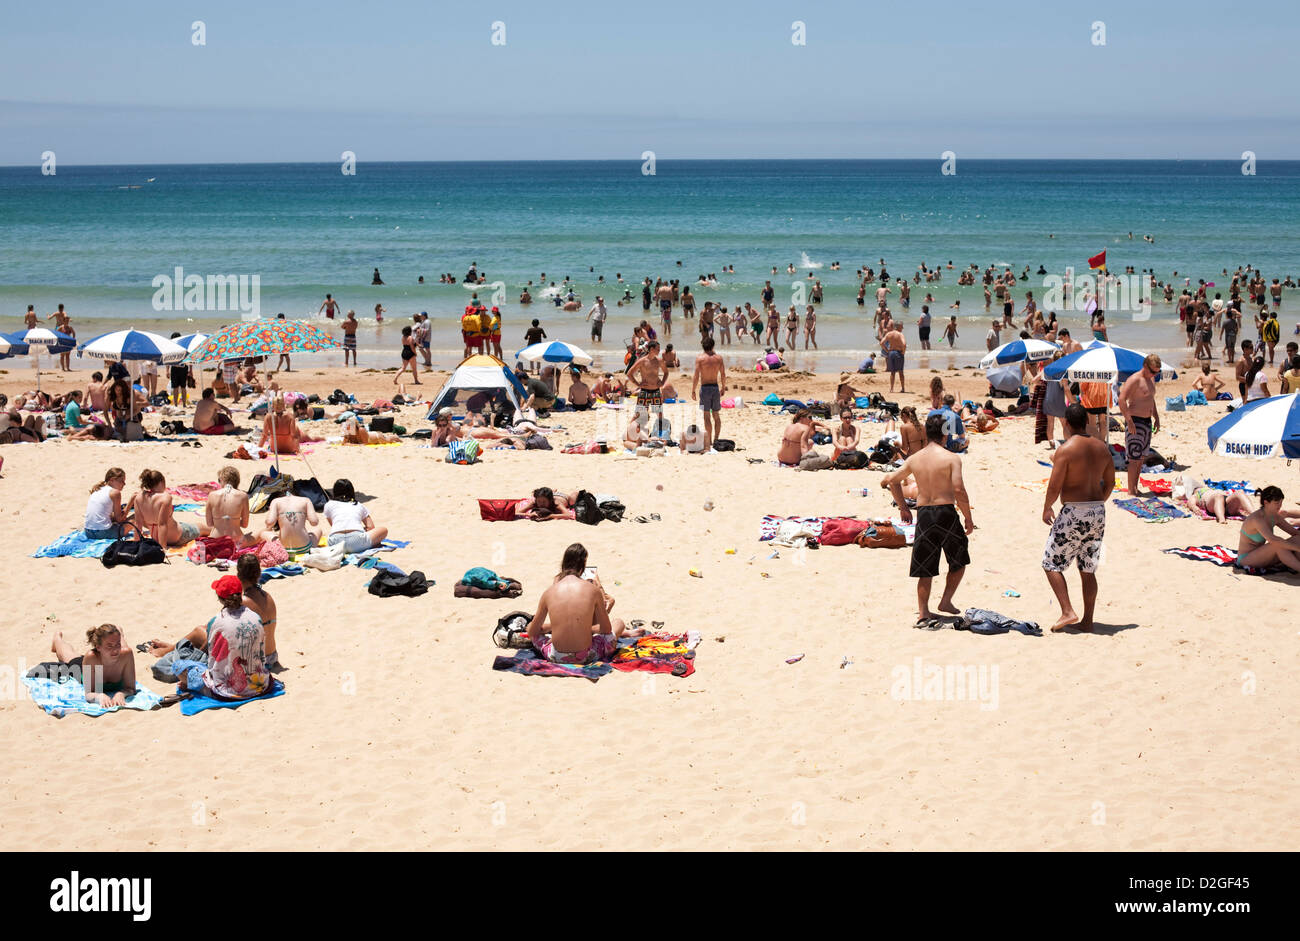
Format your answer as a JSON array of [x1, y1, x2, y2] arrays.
[[186, 320, 341, 363]]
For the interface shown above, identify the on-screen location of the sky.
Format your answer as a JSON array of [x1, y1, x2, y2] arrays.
[[1, 0, 1298, 165]]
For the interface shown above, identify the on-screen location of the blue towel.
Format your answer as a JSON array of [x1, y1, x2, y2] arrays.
[[259, 563, 304, 583], [32, 531, 116, 559], [179, 678, 285, 716], [854, 396, 872, 408], [174, 502, 203, 512], [1204, 478, 1253, 492], [23, 676, 163, 717]]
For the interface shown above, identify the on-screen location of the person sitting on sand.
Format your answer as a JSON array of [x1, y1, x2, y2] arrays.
[[195, 575, 270, 700], [194, 388, 236, 434], [206, 465, 255, 546], [516, 487, 575, 520], [237, 554, 281, 671], [835, 381, 866, 410], [777, 409, 833, 470], [897, 406, 926, 457], [1236, 485, 1300, 573], [567, 368, 592, 410], [258, 396, 301, 454], [48, 623, 136, 707], [679, 423, 708, 453], [624, 409, 651, 451], [1193, 363, 1225, 399], [526, 543, 634, 664], [832, 408, 860, 461], [261, 491, 320, 552], [324, 478, 389, 553], [1177, 475, 1254, 524], [129, 469, 209, 547], [85, 467, 128, 539], [0, 410, 46, 443]]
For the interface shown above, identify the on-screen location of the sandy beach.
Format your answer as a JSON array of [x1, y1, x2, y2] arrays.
[[1, 355, 1297, 852]]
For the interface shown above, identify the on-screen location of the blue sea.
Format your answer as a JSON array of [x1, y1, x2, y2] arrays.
[[2, 159, 1297, 371]]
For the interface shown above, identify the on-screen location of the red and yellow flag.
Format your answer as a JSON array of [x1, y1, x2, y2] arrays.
[[1088, 250, 1107, 272]]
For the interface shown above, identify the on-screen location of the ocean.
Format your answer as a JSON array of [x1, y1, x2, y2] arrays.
[[2, 159, 1297, 373]]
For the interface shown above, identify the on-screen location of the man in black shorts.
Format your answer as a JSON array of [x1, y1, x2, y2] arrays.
[[882, 414, 975, 624]]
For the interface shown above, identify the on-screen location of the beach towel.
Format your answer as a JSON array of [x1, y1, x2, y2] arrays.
[[174, 502, 203, 513], [1176, 498, 1246, 522], [23, 676, 163, 717], [179, 678, 286, 715], [759, 515, 826, 542], [259, 563, 304, 583], [1112, 497, 1189, 523], [611, 633, 696, 677], [1204, 478, 1253, 492], [1161, 545, 1285, 576], [169, 482, 220, 501], [492, 650, 613, 682], [32, 531, 116, 559]]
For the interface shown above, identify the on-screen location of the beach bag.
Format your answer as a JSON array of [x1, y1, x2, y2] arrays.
[[573, 490, 601, 526], [598, 499, 626, 523], [478, 499, 519, 522], [327, 388, 350, 405], [819, 518, 870, 546], [256, 540, 290, 567], [187, 535, 236, 563], [463, 566, 503, 591], [835, 449, 870, 470], [492, 611, 534, 649], [101, 526, 166, 568], [1185, 390, 1207, 406], [123, 420, 145, 441], [369, 416, 395, 433], [290, 476, 330, 511], [1164, 396, 1185, 412], [368, 569, 430, 598], [808, 403, 831, 419], [301, 542, 346, 571], [712, 438, 736, 451], [868, 444, 896, 466], [446, 438, 481, 464], [854, 522, 907, 549], [763, 393, 783, 406]]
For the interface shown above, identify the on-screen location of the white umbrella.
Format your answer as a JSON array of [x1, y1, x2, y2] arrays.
[[979, 338, 1059, 368], [8, 327, 73, 391], [1044, 344, 1177, 383], [1207, 393, 1300, 459], [77, 329, 187, 363], [515, 340, 594, 367]]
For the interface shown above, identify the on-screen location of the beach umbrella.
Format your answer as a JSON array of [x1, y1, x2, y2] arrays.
[[984, 362, 1024, 394], [6, 327, 74, 390], [77, 329, 187, 363], [979, 338, 1059, 368], [173, 332, 211, 354], [186, 319, 341, 363], [515, 340, 594, 367], [1044, 343, 1176, 383], [1207, 393, 1300, 459], [0, 332, 31, 356]]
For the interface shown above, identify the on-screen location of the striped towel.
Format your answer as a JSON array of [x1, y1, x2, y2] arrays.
[[1162, 545, 1284, 575]]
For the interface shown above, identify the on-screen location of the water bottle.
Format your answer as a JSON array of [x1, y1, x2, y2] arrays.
[[847, 488, 869, 496]]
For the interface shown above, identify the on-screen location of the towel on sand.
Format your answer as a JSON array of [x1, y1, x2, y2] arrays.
[[1162, 545, 1285, 576], [493, 633, 697, 682], [33, 531, 115, 559], [169, 481, 219, 501], [23, 676, 162, 717], [1112, 497, 1189, 523], [759, 514, 914, 546], [179, 678, 286, 715]]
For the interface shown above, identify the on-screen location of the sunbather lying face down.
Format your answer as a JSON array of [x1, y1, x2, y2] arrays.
[[516, 487, 576, 520]]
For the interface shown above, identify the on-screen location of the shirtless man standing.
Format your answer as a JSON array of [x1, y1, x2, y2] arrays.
[[319, 293, 340, 321], [882, 324, 907, 393], [1041, 403, 1116, 631], [882, 414, 974, 623], [261, 492, 321, 552], [1235, 339, 1255, 400], [626, 340, 668, 417], [656, 281, 674, 338], [527, 543, 628, 664], [1117, 354, 1161, 497], [692, 335, 726, 450], [206, 466, 254, 545]]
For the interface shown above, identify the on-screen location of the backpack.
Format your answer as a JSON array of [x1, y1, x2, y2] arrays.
[[327, 388, 350, 405], [462, 566, 503, 591], [492, 610, 534, 649], [868, 443, 897, 466], [368, 569, 430, 597], [290, 477, 330, 511], [712, 438, 736, 451], [101, 525, 167, 568], [598, 499, 626, 523], [573, 489, 601, 525], [835, 449, 870, 470], [478, 498, 519, 522]]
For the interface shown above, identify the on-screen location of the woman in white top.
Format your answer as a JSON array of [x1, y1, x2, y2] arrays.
[[1245, 358, 1271, 402], [85, 467, 128, 539], [323, 478, 388, 554]]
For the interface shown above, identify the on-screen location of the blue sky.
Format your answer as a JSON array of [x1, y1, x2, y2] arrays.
[[1, 0, 1297, 164]]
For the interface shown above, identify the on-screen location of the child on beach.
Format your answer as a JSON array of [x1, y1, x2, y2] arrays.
[[943, 316, 959, 347]]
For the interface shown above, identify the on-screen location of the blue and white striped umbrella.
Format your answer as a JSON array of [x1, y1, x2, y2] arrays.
[[1207, 393, 1300, 459], [515, 340, 593, 367], [1043, 343, 1176, 383], [77, 329, 187, 363], [979, 337, 1059, 367], [0, 332, 31, 357], [7, 327, 74, 352], [173, 332, 211, 354]]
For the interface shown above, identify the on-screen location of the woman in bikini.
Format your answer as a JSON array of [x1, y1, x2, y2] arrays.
[[784, 306, 799, 348], [1236, 485, 1300, 572], [48, 623, 136, 707], [205, 465, 255, 546], [129, 469, 209, 547], [1178, 475, 1254, 524], [237, 554, 281, 670], [258, 396, 301, 455], [897, 406, 926, 457], [261, 491, 320, 552], [777, 410, 832, 470], [804, 305, 817, 349]]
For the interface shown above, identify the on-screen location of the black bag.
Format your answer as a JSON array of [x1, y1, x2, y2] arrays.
[[327, 388, 349, 405], [573, 489, 601, 525], [411, 428, 433, 439], [881, 401, 900, 416], [712, 438, 736, 451], [368, 569, 430, 597], [812, 432, 832, 445], [868, 444, 896, 465], [598, 499, 626, 523], [369, 415, 395, 433], [835, 449, 870, 469], [868, 392, 886, 408], [492, 610, 534, 649], [101, 525, 167, 568], [150, 393, 170, 407], [808, 403, 832, 419], [290, 477, 330, 511]]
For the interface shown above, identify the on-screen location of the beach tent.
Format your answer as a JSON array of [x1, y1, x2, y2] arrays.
[[427, 354, 528, 418]]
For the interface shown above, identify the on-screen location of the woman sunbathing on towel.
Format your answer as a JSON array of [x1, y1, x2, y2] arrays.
[[258, 397, 301, 454], [1178, 475, 1254, 524], [516, 487, 576, 520], [1236, 485, 1300, 572], [49, 623, 135, 707], [342, 416, 400, 445], [129, 469, 210, 547]]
